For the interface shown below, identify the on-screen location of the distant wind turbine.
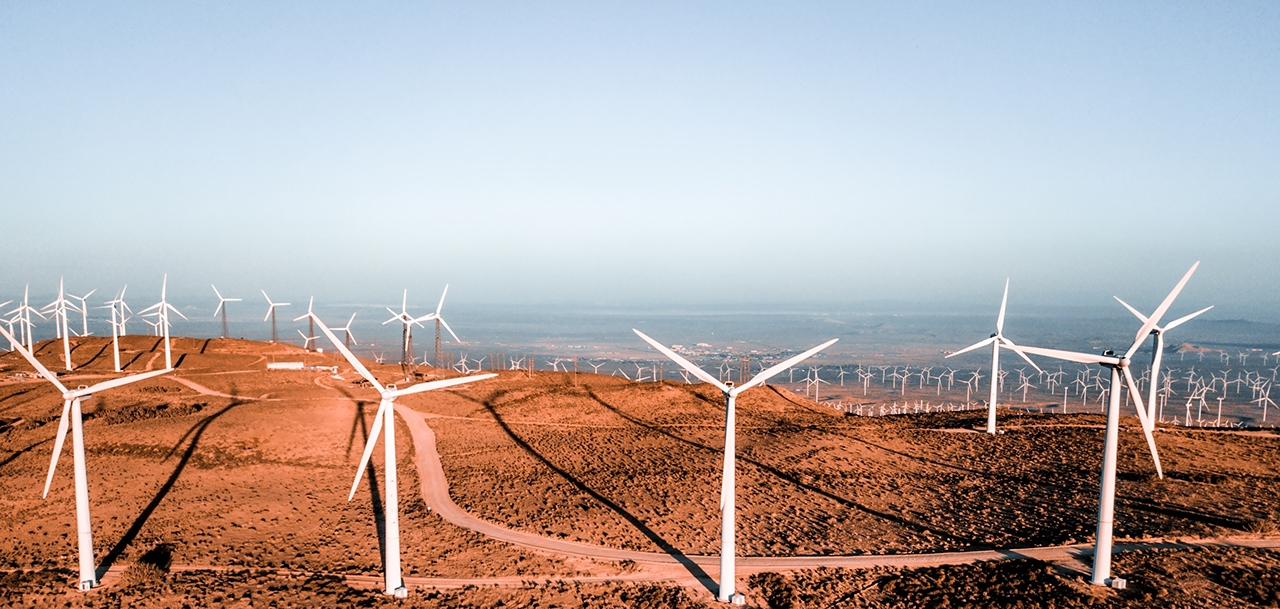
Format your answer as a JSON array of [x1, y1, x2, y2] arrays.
[[211, 285, 242, 339], [261, 290, 289, 343], [945, 279, 1041, 434], [139, 275, 187, 369], [1113, 294, 1212, 430]]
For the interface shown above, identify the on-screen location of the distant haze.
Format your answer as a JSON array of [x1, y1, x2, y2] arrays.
[[2, 3, 1276, 320]]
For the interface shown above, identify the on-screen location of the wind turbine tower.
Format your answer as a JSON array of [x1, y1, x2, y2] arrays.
[[0, 325, 171, 591], [308, 310, 495, 596], [1013, 263, 1201, 587], [634, 329, 837, 604]]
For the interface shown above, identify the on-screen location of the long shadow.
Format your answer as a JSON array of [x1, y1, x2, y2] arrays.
[[820, 422, 1250, 531], [0, 386, 38, 408], [583, 386, 981, 548], [334, 385, 386, 569], [120, 350, 147, 371], [77, 341, 113, 370], [463, 389, 717, 595], [0, 438, 52, 469], [98, 390, 246, 575]]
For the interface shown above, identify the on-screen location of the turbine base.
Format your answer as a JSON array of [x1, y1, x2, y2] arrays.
[[79, 580, 95, 592]]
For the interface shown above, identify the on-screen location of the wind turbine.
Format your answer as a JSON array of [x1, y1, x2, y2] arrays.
[[422, 284, 461, 368], [334, 312, 358, 349], [384, 290, 426, 377], [211, 285, 242, 339], [1012, 262, 1201, 588], [139, 275, 187, 369], [307, 310, 495, 597], [68, 288, 96, 338], [101, 287, 131, 372], [945, 279, 1041, 434], [1113, 296, 1212, 431], [41, 278, 79, 370], [293, 297, 318, 351], [261, 291, 289, 343], [633, 329, 837, 604], [10, 285, 45, 351], [0, 324, 171, 591]]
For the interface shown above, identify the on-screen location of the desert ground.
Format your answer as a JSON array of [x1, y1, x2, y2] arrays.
[[1, 336, 1278, 607]]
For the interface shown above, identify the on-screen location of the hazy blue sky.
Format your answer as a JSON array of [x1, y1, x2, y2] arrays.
[[2, 2, 1276, 319]]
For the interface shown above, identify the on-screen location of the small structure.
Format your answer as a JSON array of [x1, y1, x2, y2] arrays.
[[267, 362, 305, 370]]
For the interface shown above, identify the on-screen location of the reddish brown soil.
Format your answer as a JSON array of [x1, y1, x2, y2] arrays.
[[435, 374, 1280, 556], [0, 337, 571, 581], [746, 545, 1280, 608], [2, 337, 1278, 608]]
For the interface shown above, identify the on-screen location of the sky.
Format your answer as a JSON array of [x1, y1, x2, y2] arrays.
[[2, 2, 1277, 321]]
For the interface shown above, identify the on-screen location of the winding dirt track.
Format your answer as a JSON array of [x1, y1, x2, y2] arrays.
[[394, 406, 1280, 591]]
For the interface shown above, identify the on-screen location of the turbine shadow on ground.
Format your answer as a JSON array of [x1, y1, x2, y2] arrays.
[[820, 420, 1250, 535], [76, 341, 113, 369], [335, 385, 387, 572], [0, 438, 52, 469], [466, 388, 717, 595], [98, 389, 246, 576]]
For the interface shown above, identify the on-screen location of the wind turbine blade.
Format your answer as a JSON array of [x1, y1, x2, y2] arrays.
[[43, 400, 73, 497], [1126, 262, 1199, 360], [945, 336, 997, 359], [212, 285, 223, 301], [1122, 367, 1163, 479], [996, 278, 1009, 334], [1113, 296, 1149, 324], [263, 305, 274, 322], [999, 337, 1043, 373], [739, 338, 839, 392], [72, 368, 173, 397], [633, 329, 726, 391], [439, 317, 461, 343], [166, 303, 188, 320], [1163, 305, 1214, 332], [310, 312, 383, 392], [436, 284, 449, 316], [1015, 345, 1118, 366], [348, 399, 388, 501], [387, 373, 497, 398], [0, 325, 68, 393], [213, 301, 224, 318]]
